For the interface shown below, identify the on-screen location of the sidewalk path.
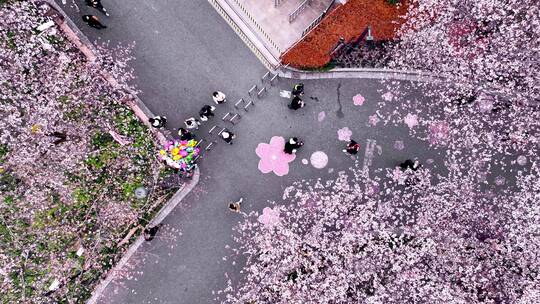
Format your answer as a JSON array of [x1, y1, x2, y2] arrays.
[[56, 1, 437, 303]]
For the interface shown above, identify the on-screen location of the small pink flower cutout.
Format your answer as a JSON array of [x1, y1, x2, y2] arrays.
[[381, 91, 393, 101], [258, 207, 280, 227], [368, 115, 380, 126], [404, 113, 418, 129], [256, 136, 295, 176], [429, 121, 450, 145], [353, 94, 365, 106], [337, 127, 352, 141]]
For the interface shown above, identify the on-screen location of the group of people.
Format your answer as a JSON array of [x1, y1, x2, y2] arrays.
[[281, 137, 360, 156], [283, 83, 362, 156], [149, 91, 236, 145], [288, 83, 306, 110], [81, 0, 109, 29], [183, 91, 225, 130]]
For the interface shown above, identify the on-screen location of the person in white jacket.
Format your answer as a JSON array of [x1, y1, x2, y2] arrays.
[[212, 91, 227, 104], [184, 117, 201, 130]]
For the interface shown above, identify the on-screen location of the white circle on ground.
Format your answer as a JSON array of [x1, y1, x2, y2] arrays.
[[302, 158, 308, 165], [310, 151, 328, 169]]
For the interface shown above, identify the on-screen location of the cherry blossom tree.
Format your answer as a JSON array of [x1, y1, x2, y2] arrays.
[[0, 2, 168, 302], [389, 0, 539, 105], [374, 0, 540, 161], [223, 161, 540, 303]]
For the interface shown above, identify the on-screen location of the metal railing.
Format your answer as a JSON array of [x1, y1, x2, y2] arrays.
[[274, 0, 285, 7], [289, 0, 312, 23], [207, 0, 276, 70], [301, 12, 324, 36], [229, 0, 282, 54], [301, 0, 337, 37]]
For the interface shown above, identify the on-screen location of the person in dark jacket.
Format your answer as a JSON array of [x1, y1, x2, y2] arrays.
[[82, 15, 107, 29], [288, 96, 305, 110], [220, 129, 236, 145], [178, 128, 194, 141], [343, 140, 360, 155], [284, 137, 304, 154], [399, 159, 421, 171], [292, 83, 304, 96], [85, 0, 109, 16], [149, 116, 167, 129], [228, 197, 243, 212], [199, 105, 216, 121]]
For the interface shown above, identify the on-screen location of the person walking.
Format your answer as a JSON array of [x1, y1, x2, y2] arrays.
[[284, 137, 304, 154], [82, 15, 107, 29], [149, 116, 167, 129], [199, 104, 216, 121], [184, 117, 201, 130], [343, 140, 360, 155], [178, 128, 194, 141], [220, 129, 236, 145], [212, 91, 227, 104], [292, 83, 304, 96], [85, 0, 109, 16], [228, 197, 243, 212], [288, 96, 305, 110], [399, 159, 421, 171]]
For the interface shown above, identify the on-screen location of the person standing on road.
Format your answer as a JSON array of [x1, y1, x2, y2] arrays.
[[149, 116, 167, 129], [184, 117, 201, 130], [284, 137, 304, 154], [228, 197, 243, 212], [178, 128, 194, 141], [212, 91, 227, 104], [199, 105, 216, 121], [220, 129, 236, 145], [343, 140, 360, 155], [288, 96, 305, 110], [82, 15, 107, 29], [292, 83, 304, 97], [85, 0, 109, 16], [399, 159, 421, 171]]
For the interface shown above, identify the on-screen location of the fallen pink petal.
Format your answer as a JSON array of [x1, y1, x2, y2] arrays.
[[353, 94, 365, 106], [317, 111, 326, 122]]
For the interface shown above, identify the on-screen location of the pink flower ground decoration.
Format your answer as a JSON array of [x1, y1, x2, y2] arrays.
[[368, 115, 380, 126], [381, 91, 394, 101], [255, 136, 295, 176], [257, 207, 280, 227], [353, 94, 365, 106], [404, 113, 418, 129], [429, 121, 450, 145], [337, 127, 352, 141]]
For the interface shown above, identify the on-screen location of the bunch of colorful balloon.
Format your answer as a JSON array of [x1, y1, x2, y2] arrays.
[[159, 139, 200, 173]]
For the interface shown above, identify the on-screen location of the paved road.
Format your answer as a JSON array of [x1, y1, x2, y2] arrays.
[[57, 1, 438, 303]]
